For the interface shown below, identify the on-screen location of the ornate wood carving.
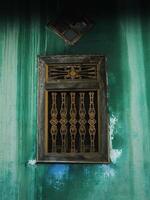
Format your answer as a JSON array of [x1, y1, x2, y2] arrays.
[[69, 92, 77, 152], [50, 92, 58, 152], [79, 92, 86, 152], [38, 55, 109, 163], [48, 65, 97, 80], [88, 92, 96, 152], [60, 92, 68, 152]]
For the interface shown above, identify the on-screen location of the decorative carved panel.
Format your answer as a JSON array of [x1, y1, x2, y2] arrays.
[[37, 55, 109, 163], [47, 64, 97, 80]]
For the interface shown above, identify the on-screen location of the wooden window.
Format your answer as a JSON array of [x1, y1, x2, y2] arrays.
[[37, 55, 109, 163], [47, 16, 93, 45]]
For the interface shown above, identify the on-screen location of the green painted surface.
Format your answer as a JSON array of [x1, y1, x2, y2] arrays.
[[0, 1, 150, 200]]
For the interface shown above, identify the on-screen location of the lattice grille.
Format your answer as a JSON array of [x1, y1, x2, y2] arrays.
[[47, 91, 98, 153]]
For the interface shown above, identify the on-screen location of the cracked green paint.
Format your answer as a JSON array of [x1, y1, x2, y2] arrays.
[[0, 1, 150, 200]]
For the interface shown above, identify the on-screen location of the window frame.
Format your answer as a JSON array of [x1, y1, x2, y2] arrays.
[[37, 55, 110, 163]]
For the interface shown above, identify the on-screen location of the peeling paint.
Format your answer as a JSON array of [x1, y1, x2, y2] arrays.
[[28, 160, 36, 166], [102, 165, 116, 178], [110, 149, 122, 164], [109, 114, 122, 164]]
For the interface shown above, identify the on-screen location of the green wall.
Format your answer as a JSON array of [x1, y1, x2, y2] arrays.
[[0, 0, 150, 200]]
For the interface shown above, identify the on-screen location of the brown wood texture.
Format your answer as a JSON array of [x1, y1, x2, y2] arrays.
[[37, 55, 110, 163]]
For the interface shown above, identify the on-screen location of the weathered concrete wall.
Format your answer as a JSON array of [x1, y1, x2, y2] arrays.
[[0, 0, 150, 199]]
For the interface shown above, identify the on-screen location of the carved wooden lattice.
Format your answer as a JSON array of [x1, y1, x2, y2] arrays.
[[47, 91, 98, 153], [38, 55, 109, 163]]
